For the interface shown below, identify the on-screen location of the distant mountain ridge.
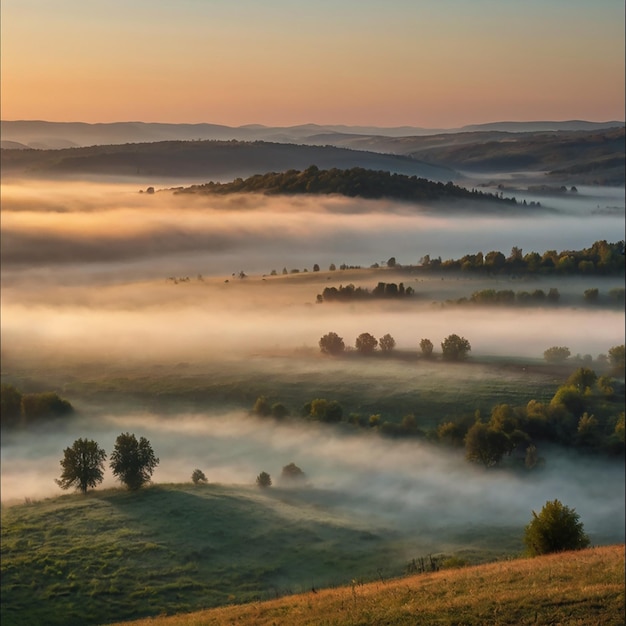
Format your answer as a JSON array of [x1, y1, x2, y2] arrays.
[[2, 122, 623, 186], [1, 119, 623, 150]]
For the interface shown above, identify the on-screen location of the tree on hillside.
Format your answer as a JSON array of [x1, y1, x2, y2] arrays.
[[420, 338, 434, 358], [524, 499, 590, 556], [55, 438, 107, 494], [441, 334, 471, 361], [543, 346, 571, 363], [319, 332, 345, 355], [256, 471, 272, 488], [355, 332, 378, 354], [110, 433, 159, 491], [191, 469, 208, 485]]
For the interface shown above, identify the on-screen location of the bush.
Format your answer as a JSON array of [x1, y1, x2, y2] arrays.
[[524, 499, 590, 556]]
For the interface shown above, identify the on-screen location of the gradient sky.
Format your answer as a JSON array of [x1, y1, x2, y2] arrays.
[[1, 0, 624, 127]]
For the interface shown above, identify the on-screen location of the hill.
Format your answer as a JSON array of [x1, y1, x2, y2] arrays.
[[111, 545, 625, 626], [1, 120, 622, 149], [0, 140, 455, 182], [174, 166, 520, 207]]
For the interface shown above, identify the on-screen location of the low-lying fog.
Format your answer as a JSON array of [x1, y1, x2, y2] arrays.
[[2, 411, 624, 547], [1, 179, 624, 550], [1, 180, 624, 282]]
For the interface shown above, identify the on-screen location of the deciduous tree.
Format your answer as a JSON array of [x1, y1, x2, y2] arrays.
[[441, 334, 471, 361], [56, 438, 106, 494], [319, 332, 345, 355], [191, 469, 208, 485], [256, 471, 272, 488], [379, 334, 396, 352], [355, 332, 378, 354], [110, 432, 159, 491]]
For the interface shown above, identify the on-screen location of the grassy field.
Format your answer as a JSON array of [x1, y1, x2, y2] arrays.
[[1, 483, 525, 626], [5, 351, 572, 431], [109, 545, 625, 626]]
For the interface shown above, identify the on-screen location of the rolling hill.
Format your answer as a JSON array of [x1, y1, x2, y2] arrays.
[[0, 139, 456, 182]]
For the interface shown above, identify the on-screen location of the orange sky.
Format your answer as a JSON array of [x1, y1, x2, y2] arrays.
[[1, 0, 624, 127]]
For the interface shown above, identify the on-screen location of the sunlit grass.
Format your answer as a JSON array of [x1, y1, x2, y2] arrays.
[[109, 545, 625, 626]]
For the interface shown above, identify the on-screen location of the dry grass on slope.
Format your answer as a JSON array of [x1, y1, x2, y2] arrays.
[[111, 544, 624, 626]]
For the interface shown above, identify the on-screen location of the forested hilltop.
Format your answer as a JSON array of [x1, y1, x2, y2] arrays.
[[175, 166, 520, 206]]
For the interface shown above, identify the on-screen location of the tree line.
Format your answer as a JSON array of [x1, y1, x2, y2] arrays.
[[318, 331, 471, 360], [0, 386, 73, 428], [414, 240, 624, 276]]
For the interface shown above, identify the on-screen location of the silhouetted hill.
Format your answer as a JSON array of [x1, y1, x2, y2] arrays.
[[176, 166, 519, 207], [0, 140, 456, 182]]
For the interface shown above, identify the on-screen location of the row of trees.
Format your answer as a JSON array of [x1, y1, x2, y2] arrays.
[[544, 344, 624, 374], [56, 433, 159, 494], [255, 462, 306, 488], [318, 332, 471, 360], [445, 286, 624, 308], [417, 240, 624, 276], [317, 282, 415, 302]]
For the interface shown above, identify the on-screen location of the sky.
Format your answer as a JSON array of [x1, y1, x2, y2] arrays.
[[1, 0, 624, 128]]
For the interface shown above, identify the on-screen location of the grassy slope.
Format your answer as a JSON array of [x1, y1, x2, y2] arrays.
[[110, 545, 625, 626], [4, 483, 473, 626]]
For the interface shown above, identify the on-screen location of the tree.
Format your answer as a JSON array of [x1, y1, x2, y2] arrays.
[[355, 332, 378, 354], [464, 422, 511, 467], [523, 499, 590, 556], [0, 384, 22, 423], [55, 438, 107, 494], [543, 346, 571, 363], [608, 344, 625, 375], [252, 395, 271, 416], [191, 469, 208, 485], [256, 471, 272, 488], [441, 334, 471, 361], [110, 432, 159, 491], [319, 332, 345, 355], [271, 402, 289, 419], [419, 338, 434, 358], [378, 333, 396, 352], [281, 462, 305, 482]]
